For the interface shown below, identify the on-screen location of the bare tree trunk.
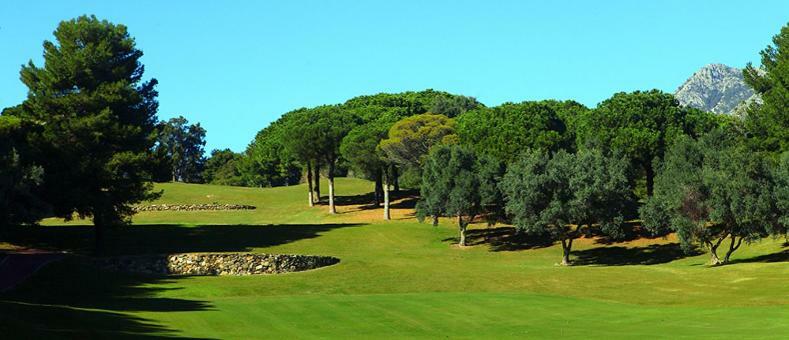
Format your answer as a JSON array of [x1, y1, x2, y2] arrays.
[[707, 236, 727, 265], [393, 166, 400, 193], [306, 162, 314, 207], [328, 161, 336, 214], [458, 215, 467, 247], [560, 238, 573, 266], [313, 161, 321, 203], [383, 170, 390, 220], [723, 235, 743, 264], [645, 162, 655, 197], [374, 169, 383, 207]]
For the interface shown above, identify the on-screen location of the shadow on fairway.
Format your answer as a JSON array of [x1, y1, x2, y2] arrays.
[[572, 243, 700, 266], [729, 247, 789, 264], [443, 226, 555, 251], [319, 190, 419, 211], [0, 257, 215, 339], [1, 223, 363, 256]]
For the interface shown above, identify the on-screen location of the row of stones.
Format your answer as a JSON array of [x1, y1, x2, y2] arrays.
[[93, 253, 339, 276], [133, 204, 256, 212]]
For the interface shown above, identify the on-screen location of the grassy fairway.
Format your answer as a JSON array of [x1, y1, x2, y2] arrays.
[[2, 178, 788, 338]]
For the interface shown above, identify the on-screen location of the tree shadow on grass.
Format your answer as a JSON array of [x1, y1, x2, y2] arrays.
[[442, 226, 554, 251], [572, 243, 701, 266], [321, 190, 419, 211], [0, 223, 363, 256], [592, 221, 668, 245], [0, 222, 362, 338], [1, 257, 214, 339], [728, 244, 789, 264]]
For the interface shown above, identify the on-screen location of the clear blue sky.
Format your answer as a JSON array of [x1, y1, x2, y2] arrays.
[[1, 1, 787, 152]]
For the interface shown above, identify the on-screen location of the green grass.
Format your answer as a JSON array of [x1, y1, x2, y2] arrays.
[[2, 178, 788, 338]]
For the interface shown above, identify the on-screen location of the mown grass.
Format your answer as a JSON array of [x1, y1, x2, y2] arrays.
[[1, 178, 788, 339]]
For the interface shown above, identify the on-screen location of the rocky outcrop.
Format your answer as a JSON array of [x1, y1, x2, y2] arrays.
[[674, 63, 761, 115], [134, 204, 256, 212], [94, 253, 339, 276]]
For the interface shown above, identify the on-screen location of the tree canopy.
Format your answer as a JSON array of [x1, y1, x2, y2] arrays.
[[500, 149, 631, 265], [457, 101, 573, 164], [576, 90, 720, 196], [641, 131, 781, 265]]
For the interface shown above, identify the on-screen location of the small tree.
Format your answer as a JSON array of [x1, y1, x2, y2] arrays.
[[155, 116, 207, 183], [501, 149, 630, 265], [202, 149, 244, 186], [416, 145, 481, 246], [642, 132, 779, 265]]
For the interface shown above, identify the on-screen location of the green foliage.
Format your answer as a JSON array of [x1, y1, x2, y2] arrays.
[[379, 113, 456, 169], [500, 149, 631, 264], [0, 115, 47, 225], [457, 101, 572, 164], [576, 90, 720, 196], [343, 89, 480, 118], [743, 22, 789, 153], [775, 152, 789, 235], [241, 114, 301, 187], [13, 15, 160, 232], [641, 131, 780, 264], [153, 116, 206, 183], [202, 149, 244, 186]]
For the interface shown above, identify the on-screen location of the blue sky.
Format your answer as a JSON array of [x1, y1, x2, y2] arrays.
[[1, 1, 787, 152]]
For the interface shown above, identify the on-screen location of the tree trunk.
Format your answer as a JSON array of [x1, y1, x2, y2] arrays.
[[383, 170, 391, 220], [645, 162, 655, 197], [393, 166, 400, 193], [432, 215, 439, 227], [374, 169, 383, 207], [458, 215, 467, 247], [723, 235, 743, 264], [313, 161, 321, 203], [560, 238, 573, 266], [328, 162, 336, 214], [306, 162, 314, 207], [93, 212, 107, 255], [707, 236, 727, 265]]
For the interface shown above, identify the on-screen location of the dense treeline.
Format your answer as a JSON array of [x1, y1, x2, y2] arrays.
[[1, 15, 787, 263]]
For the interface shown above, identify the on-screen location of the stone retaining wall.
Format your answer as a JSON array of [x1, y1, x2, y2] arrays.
[[94, 253, 339, 276], [134, 204, 256, 212]]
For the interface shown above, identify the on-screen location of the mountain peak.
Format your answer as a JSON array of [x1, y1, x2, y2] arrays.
[[674, 63, 758, 115]]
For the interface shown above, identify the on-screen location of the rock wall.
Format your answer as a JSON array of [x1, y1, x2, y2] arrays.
[[134, 204, 256, 212], [94, 253, 339, 276]]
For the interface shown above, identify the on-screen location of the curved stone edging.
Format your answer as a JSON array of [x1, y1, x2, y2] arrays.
[[134, 204, 256, 212], [94, 253, 339, 276]]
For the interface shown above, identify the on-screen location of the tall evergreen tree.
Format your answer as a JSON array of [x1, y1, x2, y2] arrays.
[[13, 15, 160, 250], [743, 22, 789, 153]]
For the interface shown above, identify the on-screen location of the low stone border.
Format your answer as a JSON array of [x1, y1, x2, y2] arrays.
[[93, 253, 339, 276], [133, 204, 256, 212]]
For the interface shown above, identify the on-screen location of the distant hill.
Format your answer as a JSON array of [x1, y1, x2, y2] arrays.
[[674, 63, 760, 115]]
